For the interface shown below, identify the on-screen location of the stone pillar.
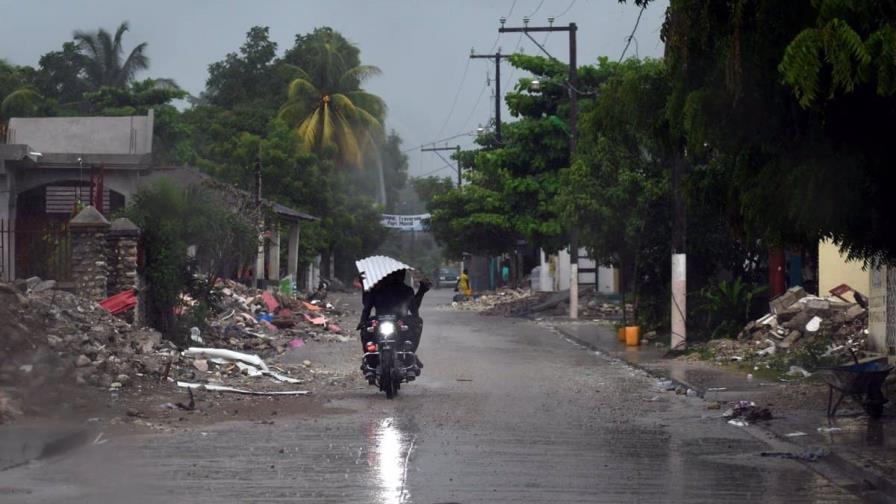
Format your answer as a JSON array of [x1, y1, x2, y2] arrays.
[[106, 218, 140, 295], [69, 206, 110, 300]]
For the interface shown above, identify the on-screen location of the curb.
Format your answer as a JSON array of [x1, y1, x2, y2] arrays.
[[552, 323, 896, 503], [554, 325, 698, 393]]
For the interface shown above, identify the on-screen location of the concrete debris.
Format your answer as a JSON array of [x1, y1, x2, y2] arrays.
[[722, 400, 773, 424], [692, 285, 872, 371], [0, 276, 356, 422], [456, 286, 629, 320]]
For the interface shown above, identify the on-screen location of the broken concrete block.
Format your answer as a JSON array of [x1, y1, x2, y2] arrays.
[[770, 286, 808, 314], [75, 355, 91, 367], [779, 330, 802, 349], [776, 306, 802, 323], [31, 280, 56, 293], [844, 304, 867, 322], [782, 311, 813, 331]]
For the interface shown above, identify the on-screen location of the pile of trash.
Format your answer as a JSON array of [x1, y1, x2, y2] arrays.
[[198, 278, 351, 350], [695, 286, 871, 369], [0, 277, 356, 422]]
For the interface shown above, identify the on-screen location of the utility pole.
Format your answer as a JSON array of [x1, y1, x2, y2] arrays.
[[469, 50, 507, 143], [253, 157, 263, 290], [421, 145, 463, 187], [499, 20, 580, 319]]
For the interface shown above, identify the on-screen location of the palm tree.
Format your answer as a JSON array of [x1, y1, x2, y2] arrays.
[[74, 21, 149, 89], [278, 41, 386, 169]]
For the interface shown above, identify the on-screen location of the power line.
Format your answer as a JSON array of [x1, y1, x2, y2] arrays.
[[402, 130, 477, 153], [554, 0, 577, 19], [527, 0, 546, 18], [618, 3, 647, 63], [460, 80, 490, 130], [416, 163, 454, 178], [488, 0, 519, 53], [435, 57, 472, 137]]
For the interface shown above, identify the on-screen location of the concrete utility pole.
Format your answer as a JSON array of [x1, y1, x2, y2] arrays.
[[499, 21, 580, 319], [469, 50, 507, 144], [253, 157, 264, 290], [421, 145, 463, 187]]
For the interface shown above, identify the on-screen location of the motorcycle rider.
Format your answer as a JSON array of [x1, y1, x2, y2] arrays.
[[357, 270, 430, 380]]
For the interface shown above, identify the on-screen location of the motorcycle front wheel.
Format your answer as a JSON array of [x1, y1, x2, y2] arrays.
[[381, 349, 397, 399]]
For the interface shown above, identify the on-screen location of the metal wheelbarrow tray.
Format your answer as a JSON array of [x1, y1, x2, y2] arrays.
[[820, 361, 892, 418]]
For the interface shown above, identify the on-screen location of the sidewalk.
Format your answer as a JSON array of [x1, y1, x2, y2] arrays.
[[553, 320, 896, 501]]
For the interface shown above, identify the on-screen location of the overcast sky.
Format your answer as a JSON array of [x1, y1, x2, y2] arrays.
[[0, 0, 668, 177]]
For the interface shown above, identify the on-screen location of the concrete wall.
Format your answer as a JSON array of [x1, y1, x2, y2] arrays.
[[869, 266, 887, 355], [818, 239, 870, 301], [6, 111, 154, 155]]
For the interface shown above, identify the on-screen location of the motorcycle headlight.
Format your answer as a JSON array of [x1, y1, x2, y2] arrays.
[[379, 321, 396, 336]]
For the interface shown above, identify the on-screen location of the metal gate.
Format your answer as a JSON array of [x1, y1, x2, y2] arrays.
[[0, 219, 72, 283]]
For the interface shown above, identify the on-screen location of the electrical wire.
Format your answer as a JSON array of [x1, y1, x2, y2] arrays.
[[460, 80, 490, 130], [417, 162, 454, 178], [618, 3, 647, 63], [527, 0, 546, 18], [434, 57, 472, 138], [402, 130, 478, 153], [488, 0, 518, 53], [553, 0, 577, 19]]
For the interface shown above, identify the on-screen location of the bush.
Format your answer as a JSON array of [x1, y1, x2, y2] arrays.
[[126, 179, 257, 344]]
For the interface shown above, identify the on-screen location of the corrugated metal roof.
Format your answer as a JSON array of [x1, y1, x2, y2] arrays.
[[355, 255, 414, 292]]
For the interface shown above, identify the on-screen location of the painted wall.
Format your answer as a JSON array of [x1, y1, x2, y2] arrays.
[[6, 111, 153, 155], [818, 239, 870, 301]]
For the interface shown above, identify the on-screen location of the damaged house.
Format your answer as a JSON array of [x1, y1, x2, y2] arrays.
[[0, 112, 316, 295]]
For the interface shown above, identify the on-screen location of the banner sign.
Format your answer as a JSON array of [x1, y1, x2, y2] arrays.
[[381, 213, 430, 231]]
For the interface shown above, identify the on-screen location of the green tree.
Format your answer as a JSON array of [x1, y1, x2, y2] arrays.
[[126, 179, 257, 343], [0, 60, 43, 119], [74, 21, 149, 90], [278, 28, 385, 169]]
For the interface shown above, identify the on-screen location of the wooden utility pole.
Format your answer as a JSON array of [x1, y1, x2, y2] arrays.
[[499, 21, 580, 318], [422, 145, 463, 187], [253, 157, 263, 289]]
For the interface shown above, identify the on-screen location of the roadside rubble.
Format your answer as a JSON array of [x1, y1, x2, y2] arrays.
[[0, 277, 358, 423], [685, 286, 873, 373], [455, 286, 628, 319]]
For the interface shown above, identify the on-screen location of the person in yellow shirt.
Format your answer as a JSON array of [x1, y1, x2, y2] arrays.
[[456, 268, 472, 298]]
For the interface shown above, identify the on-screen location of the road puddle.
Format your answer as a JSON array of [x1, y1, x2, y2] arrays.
[[367, 417, 415, 504]]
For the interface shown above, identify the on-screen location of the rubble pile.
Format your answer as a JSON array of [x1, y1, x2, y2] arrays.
[[0, 281, 167, 421], [201, 279, 352, 350], [453, 288, 545, 315], [456, 286, 627, 319], [0, 277, 357, 422], [694, 286, 872, 368]]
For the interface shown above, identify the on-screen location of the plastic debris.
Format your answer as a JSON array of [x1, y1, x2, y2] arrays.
[[176, 381, 309, 395], [190, 327, 203, 344], [817, 427, 843, 433], [805, 316, 822, 332], [787, 366, 812, 378]]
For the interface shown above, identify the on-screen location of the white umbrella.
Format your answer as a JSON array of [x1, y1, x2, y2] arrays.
[[355, 255, 414, 292]]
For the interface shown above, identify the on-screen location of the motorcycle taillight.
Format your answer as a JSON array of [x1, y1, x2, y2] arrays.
[[365, 342, 377, 352]]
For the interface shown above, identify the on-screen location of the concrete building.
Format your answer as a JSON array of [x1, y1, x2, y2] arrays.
[[1, 113, 316, 290]]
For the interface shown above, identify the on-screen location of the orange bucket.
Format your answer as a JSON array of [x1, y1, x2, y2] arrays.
[[625, 326, 640, 347], [617, 327, 626, 342]]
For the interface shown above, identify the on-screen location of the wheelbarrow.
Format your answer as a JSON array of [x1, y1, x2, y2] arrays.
[[821, 360, 892, 418]]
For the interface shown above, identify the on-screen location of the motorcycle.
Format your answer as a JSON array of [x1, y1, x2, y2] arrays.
[[361, 315, 420, 399]]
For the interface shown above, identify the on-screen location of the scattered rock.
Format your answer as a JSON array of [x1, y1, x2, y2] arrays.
[[193, 359, 209, 372], [75, 355, 92, 367]]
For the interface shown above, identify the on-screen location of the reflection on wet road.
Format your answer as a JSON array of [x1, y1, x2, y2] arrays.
[[369, 417, 415, 504]]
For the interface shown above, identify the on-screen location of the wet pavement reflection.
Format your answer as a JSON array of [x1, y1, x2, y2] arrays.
[[367, 417, 415, 504]]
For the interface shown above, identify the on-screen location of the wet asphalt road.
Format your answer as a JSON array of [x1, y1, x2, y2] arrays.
[[0, 289, 862, 503]]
